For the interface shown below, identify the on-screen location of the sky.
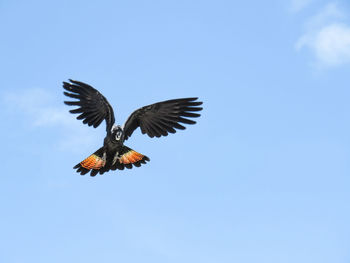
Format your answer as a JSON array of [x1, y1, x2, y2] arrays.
[[1, 0, 350, 262]]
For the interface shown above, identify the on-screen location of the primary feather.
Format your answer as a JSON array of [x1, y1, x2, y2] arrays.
[[63, 79, 115, 133]]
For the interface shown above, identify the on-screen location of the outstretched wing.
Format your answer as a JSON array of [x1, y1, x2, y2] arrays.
[[123, 97, 203, 140], [63, 79, 115, 133]]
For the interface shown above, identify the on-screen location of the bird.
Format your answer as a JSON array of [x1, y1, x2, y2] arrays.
[[63, 79, 203, 176]]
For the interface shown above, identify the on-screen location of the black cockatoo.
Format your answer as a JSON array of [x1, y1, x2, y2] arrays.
[[63, 79, 203, 176]]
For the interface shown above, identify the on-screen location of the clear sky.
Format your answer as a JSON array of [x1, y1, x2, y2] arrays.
[[1, 0, 350, 262]]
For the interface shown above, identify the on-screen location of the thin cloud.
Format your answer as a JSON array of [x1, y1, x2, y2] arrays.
[[3, 88, 72, 126], [302, 2, 344, 29], [290, 0, 314, 13], [3, 88, 99, 153], [297, 23, 350, 66], [295, 3, 350, 68]]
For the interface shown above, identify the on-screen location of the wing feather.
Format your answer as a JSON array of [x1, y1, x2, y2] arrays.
[[63, 79, 115, 133], [123, 97, 203, 140]]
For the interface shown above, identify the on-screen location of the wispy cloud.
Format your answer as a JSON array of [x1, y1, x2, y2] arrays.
[[290, 0, 314, 13], [4, 88, 73, 127], [295, 3, 350, 68], [3, 88, 100, 153], [297, 23, 350, 66]]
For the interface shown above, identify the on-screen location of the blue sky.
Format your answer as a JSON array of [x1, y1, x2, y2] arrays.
[[1, 0, 350, 262]]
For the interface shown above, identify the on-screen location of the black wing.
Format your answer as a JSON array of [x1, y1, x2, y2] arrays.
[[123, 97, 203, 140], [63, 79, 115, 133]]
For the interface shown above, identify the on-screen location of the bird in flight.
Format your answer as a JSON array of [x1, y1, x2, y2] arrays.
[[63, 79, 203, 176]]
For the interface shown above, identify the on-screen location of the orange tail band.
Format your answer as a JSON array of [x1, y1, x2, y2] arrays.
[[119, 150, 146, 164], [81, 154, 106, 170]]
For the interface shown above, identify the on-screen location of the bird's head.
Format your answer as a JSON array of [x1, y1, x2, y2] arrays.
[[111, 125, 124, 141]]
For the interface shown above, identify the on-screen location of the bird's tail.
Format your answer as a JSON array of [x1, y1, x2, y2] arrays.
[[73, 146, 150, 176], [73, 147, 106, 176]]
